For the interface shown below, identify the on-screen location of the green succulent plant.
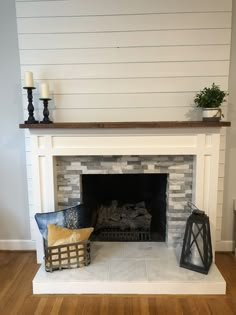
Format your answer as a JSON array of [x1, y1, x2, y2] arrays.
[[194, 83, 227, 108]]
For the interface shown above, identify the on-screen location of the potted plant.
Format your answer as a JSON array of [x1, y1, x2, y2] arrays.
[[194, 83, 227, 121]]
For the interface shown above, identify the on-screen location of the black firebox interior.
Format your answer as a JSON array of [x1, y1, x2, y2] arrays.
[[82, 174, 167, 241]]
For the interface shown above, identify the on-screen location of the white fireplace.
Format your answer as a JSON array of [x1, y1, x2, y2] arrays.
[[27, 125, 222, 263], [23, 123, 229, 294]]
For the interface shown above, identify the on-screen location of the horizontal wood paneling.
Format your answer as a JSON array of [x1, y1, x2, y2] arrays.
[[44, 107, 201, 122], [16, 0, 232, 17], [17, 13, 231, 34], [218, 178, 224, 191], [218, 191, 224, 204], [16, 0, 232, 244], [21, 76, 229, 94], [220, 135, 226, 150], [22, 92, 197, 109], [219, 163, 225, 178], [23, 107, 202, 122], [219, 150, 226, 163], [217, 204, 223, 217], [20, 61, 230, 79], [18, 29, 231, 50], [216, 217, 222, 229], [26, 165, 32, 180], [27, 107, 202, 122], [19, 46, 230, 65], [24, 107, 229, 122]]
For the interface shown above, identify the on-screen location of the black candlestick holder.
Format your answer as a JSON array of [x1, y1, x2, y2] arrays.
[[40, 98, 53, 123], [24, 87, 39, 124]]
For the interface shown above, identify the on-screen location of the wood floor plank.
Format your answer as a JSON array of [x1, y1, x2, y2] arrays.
[[58, 296, 79, 315], [178, 297, 204, 315], [148, 297, 159, 315], [139, 295, 150, 315], [99, 295, 110, 315], [50, 296, 64, 314], [34, 297, 48, 315], [155, 297, 182, 315], [188, 297, 212, 315], [0, 251, 235, 315], [107, 296, 125, 315], [18, 297, 41, 315]]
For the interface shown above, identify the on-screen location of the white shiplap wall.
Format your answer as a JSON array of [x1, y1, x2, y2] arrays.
[[15, 0, 232, 242]]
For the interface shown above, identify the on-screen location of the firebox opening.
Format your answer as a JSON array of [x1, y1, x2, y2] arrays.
[[82, 174, 167, 242]]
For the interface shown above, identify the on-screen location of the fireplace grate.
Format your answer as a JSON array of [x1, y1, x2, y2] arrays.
[[92, 228, 151, 241]]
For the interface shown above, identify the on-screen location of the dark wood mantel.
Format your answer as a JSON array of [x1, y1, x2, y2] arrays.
[[19, 121, 231, 129]]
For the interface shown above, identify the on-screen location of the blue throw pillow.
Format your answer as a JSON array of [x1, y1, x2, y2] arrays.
[[35, 205, 87, 239]]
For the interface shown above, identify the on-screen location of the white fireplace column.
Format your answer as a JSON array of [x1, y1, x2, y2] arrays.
[[28, 128, 221, 263]]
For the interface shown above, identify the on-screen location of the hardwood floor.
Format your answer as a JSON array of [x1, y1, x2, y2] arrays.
[[0, 251, 236, 314]]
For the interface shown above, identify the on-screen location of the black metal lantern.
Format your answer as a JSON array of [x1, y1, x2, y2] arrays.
[[180, 209, 213, 274]]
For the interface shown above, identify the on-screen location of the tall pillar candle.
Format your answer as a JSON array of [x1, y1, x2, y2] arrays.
[[24, 71, 34, 87], [41, 83, 49, 98]]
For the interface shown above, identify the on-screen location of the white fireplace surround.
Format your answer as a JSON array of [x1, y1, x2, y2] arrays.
[[29, 126, 221, 263]]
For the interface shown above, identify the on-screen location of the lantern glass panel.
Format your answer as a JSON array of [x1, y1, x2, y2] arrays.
[[188, 222, 204, 267]]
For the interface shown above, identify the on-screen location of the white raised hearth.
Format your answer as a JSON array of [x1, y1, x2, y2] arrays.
[[21, 121, 230, 294], [33, 242, 226, 295]]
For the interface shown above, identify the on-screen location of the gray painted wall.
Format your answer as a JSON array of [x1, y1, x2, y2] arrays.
[[222, 1, 236, 241], [0, 0, 31, 240]]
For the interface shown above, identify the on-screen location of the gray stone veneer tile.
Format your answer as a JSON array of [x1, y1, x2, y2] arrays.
[[56, 155, 194, 247]]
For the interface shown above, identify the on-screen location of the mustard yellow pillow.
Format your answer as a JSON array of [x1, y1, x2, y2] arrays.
[[47, 224, 94, 246]]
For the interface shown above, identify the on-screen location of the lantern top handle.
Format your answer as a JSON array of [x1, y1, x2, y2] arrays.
[[187, 202, 205, 216]]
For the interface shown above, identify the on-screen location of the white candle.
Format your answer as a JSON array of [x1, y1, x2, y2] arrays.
[[24, 71, 34, 87], [41, 82, 50, 98]]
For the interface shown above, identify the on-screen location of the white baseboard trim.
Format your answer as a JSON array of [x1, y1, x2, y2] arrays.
[[215, 240, 234, 252], [0, 240, 36, 251]]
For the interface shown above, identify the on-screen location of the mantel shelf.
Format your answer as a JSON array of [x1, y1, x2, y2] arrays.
[[19, 121, 231, 129]]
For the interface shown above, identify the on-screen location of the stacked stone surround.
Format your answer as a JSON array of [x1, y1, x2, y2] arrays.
[[56, 155, 194, 246]]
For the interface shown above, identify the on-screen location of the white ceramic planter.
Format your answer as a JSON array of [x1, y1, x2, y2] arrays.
[[202, 108, 222, 121]]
